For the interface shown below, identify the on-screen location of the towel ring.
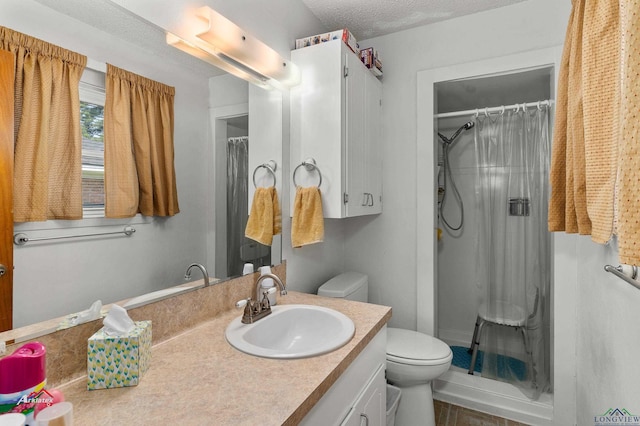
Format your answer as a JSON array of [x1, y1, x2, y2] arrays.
[[292, 158, 323, 188], [252, 161, 277, 188]]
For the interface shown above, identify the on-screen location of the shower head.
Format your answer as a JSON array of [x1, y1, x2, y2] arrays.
[[439, 121, 475, 146]]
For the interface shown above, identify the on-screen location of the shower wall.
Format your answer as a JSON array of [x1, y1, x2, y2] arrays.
[[436, 119, 480, 346]]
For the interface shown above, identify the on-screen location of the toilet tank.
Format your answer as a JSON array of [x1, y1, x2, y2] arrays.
[[317, 272, 368, 302]]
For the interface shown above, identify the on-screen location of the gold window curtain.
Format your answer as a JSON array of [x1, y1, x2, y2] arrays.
[[549, 0, 640, 265], [0, 26, 86, 222], [104, 64, 179, 218]]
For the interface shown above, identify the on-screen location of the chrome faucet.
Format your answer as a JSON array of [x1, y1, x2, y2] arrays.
[[254, 273, 287, 302], [185, 263, 210, 287]]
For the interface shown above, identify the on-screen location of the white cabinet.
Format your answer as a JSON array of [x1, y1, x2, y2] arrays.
[[340, 364, 386, 426], [291, 39, 383, 218], [300, 326, 387, 426]]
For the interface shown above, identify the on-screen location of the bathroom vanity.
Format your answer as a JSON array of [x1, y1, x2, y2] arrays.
[[53, 287, 391, 425]]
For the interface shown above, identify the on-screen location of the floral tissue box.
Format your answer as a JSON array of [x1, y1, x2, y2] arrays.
[[87, 320, 152, 390]]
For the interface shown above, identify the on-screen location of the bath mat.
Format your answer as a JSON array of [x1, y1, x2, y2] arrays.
[[450, 346, 527, 381]]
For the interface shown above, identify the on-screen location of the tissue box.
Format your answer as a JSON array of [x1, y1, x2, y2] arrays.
[[87, 320, 152, 390]]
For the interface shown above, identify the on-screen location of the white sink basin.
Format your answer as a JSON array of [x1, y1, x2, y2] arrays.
[[225, 304, 355, 359]]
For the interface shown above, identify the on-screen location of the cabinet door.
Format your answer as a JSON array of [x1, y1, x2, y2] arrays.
[[340, 364, 386, 426], [345, 53, 383, 217], [345, 53, 370, 217], [364, 75, 382, 215]]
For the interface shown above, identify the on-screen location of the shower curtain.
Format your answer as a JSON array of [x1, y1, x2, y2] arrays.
[[227, 137, 249, 277], [473, 105, 551, 399]]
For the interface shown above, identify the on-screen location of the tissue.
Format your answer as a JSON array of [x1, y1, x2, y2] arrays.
[[70, 300, 103, 326], [87, 320, 152, 390], [102, 305, 135, 336]]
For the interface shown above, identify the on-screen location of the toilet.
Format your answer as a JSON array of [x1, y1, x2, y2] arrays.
[[318, 272, 452, 426]]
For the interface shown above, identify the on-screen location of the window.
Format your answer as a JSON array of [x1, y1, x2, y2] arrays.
[[79, 69, 105, 217]]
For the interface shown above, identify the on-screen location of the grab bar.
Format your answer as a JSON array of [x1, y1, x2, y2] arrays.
[[14, 226, 136, 246], [604, 264, 640, 291], [292, 158, 323, 188], [252, 160, 277, 188]]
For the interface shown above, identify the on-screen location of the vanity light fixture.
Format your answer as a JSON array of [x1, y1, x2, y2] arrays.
[[166, 6, 300, 90]]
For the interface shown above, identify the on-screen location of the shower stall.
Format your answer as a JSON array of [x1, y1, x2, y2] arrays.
[[436, 100, 551, 397], [417, 50, 561, 425]]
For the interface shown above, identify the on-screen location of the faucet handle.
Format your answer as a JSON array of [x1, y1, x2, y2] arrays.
[[262, 287, 277, 297], [260, 287, 277, 308], [235, 298, 251, 309]]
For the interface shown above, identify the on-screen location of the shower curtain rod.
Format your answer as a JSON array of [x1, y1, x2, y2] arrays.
[[435, 99, 553, 119]]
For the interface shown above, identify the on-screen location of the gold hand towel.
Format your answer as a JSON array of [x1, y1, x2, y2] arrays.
[[292, 186, 324, 248], [245, 187, 281, 246]]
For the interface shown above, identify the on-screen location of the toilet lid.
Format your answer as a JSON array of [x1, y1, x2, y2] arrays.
[[387, 328, 452, 365]]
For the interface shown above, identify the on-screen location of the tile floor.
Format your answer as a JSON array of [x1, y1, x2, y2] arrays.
[[434, 400, 530, 426]]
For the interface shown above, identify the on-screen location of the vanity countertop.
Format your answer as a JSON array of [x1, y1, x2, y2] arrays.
[[58, 291, 391, 425]]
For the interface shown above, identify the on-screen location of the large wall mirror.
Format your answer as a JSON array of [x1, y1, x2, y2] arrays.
[[1, 0, 284, 338], [211, 85, 283, 280]]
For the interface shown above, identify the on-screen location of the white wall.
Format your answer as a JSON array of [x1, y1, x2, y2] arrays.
[[434, 120, 482, 346], [3, 0, 211, 327], [574, 239, 640, 425]]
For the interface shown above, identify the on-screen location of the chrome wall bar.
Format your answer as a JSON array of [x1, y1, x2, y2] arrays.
[[604, 264, 640, 291], [14, 226, 136, 246]]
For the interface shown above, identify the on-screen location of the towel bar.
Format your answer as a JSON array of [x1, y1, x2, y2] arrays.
[[14, 226, 136, 246], [252, 161, 277, 188], [604, 264, 640, 291], [293, 158, 323, 188]]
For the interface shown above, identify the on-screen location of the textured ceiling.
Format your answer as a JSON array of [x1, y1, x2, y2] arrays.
[[301, 0, 528, 40], [33, 0, 528, 77]]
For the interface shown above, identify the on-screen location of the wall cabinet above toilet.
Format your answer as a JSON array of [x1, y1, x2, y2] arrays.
[[290, 39, 383, 218]]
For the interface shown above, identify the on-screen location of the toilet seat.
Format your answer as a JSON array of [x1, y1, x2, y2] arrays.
[[386, 328, 452, 366]]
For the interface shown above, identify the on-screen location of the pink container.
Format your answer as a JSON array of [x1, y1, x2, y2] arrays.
[[0, 342, 47, 423]]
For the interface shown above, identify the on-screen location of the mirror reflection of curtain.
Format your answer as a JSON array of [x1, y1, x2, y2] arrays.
[[473, 105, 551, 399], [227, 137, 249, 277], [104, 64, 178, 218]]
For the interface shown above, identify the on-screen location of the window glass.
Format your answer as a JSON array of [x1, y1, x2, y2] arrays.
[[79, 72, 105, 217], [80, 100, 104, 213]]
